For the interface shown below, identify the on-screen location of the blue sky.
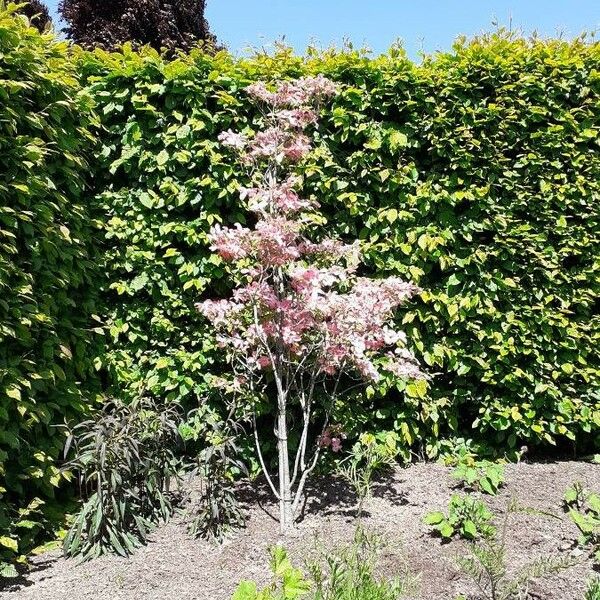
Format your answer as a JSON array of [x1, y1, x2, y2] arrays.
[[45, 1, 599, 59]]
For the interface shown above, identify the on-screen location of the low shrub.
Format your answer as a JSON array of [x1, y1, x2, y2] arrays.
[[62, 397, 181, 559], [337, 432, 399, 517], [182, 405, 247, 542], [307, 527, 418, 600], [232, 546, 311, 600]]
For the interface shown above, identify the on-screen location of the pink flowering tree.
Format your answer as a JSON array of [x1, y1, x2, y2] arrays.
[[197, 76, 424, 532]]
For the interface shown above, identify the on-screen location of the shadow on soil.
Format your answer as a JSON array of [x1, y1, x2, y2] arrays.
[[236, 470, 408, 523], [0, 556, 57, 594]]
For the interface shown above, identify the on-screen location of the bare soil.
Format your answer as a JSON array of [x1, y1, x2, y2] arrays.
[[2, 460, 598, 600]]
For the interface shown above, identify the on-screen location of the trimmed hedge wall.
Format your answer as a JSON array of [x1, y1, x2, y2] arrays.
[[0, 6, 99, 565], [0, 5, 599, 566], [80, 36, 600, 458]]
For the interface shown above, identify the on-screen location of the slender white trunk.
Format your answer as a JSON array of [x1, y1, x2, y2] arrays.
[[277, 397, 294, 532]]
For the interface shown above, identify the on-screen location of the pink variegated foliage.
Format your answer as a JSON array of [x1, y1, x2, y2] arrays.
[[199, 77, 422, 387]]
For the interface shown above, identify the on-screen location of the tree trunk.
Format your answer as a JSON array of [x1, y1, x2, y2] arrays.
[[277, 401, 294, 533]]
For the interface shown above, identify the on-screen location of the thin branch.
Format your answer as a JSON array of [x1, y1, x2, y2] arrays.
[[252, 412, 280, 499], [290, 389, 310, 487]]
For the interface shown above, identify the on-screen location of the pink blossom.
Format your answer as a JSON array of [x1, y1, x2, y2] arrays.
[[196, 298, 240, 326], [289, 266, 348, 308], [247, 128, 312, 163], [246, 75, 337, 107], [382, 326, 405, 346], [355, 358, 381, 381], [275, 80, 309, 106], [240, 177, 314, 214], [275, 109, 318, 129], [384, 357, 424, 380], [245, 76, 337, 108], [218, 129, 246, 149], [289, 266, 320, 289], [257, 355, 271, 369], [248, 127, 285, 160], [245, 82, 278, 104], [297, 75, 338, 99], [208, 224, 252, 261], [283, 134, 312, 162], [233, 282, 279, 308], [280, 308, 315, 349], [253, 216, 301, 266]]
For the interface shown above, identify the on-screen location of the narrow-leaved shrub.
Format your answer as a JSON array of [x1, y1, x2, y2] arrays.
[[62, 398, 181, 559]]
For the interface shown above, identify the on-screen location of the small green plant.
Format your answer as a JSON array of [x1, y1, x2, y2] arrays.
[[457, 500, 577, 600], [182, 406, 247, 542], [564, 481, 588, 510], [452, 458, 505, 495], [424, 494, 496, 540], [231, 527, 418, 600], [585, 576, 600, 600], [232, 546, 311, 600], [337, 432, 399, 518], [62, 397, 182, 560], [563, 483, 600, 564], [307, 527, 418, 600]]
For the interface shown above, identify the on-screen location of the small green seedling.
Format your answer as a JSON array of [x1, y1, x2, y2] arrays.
[[452, 458, 505, 495], [585, 576, 600, 600], [564, 483, 600, 564], [563, 481, 587, 510], [232, 546, 311, 600], [458, 500, 578, 600], [337, 431, 399, 518], [424, 494, 496, 541]]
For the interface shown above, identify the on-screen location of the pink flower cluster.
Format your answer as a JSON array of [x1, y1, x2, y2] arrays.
[[209, 220, 363, 272], [218, 129, 246, 149], [246, 127, 312, 163], [217, 77, 336, 166], [208, 217, 303, 267], [198, 263, 423, 382], [245, 75, 337, 107], [240, 177, 315, 214], [319, 426, 346, 452], [275, 109, 318, 129], [207, 224, 253, 261], [314, 278, 422, 380], [199, 74, 423, 389]]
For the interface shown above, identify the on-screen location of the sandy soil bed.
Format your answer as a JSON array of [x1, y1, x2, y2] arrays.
[[2, 460, 598, 600]]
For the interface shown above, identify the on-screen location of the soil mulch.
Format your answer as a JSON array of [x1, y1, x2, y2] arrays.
[[2, 460, 598, 600]]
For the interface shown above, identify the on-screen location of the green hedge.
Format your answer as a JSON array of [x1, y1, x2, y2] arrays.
[[0, 6, 598, 567], [0, 4, 99, 566], [80, 36, 600, 457]]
